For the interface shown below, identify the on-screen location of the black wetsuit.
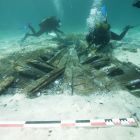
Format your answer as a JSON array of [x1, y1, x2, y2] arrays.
[[22, 17, 63, 41], [86, 26, 131, 47]]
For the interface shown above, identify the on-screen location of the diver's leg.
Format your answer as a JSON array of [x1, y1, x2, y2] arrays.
[[28, 24, 47, 36], [22, 30, 44, 41], [21, 33, 35, 41], [35, 30, 44, 37], [21, 24, 37, 41], [22, 33, 29, 41], [28, 24, 44, 36], [28, 24, 37, 34], [21, 28, 44, 41]]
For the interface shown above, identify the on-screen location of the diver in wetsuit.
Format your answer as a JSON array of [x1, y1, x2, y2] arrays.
[[86, 21, 133, 49], [22, 16, 64, 41], [133, 0, 140, 8], [86, 3, 134, 50]]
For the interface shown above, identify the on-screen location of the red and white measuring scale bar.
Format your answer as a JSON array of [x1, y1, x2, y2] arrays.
[[0, 118, 138, 128]]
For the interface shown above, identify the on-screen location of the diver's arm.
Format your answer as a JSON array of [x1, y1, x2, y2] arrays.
[[110, 32, 121, 41], [111, 25, 133, 41]]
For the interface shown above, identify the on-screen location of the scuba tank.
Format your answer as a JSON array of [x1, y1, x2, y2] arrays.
[[39, 16, 58, 28]]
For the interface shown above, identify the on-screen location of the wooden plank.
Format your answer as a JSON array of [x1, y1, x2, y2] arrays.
[[27, 60, 55, 73], [82, 55, 102, 65], [15, 65, 43, 79], [0, 76, 15, 94], [47, 48, 67, 65], [24, 67, 65, 97]]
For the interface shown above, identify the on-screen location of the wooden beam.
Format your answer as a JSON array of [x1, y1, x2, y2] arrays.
[[24, 67, 65, 97], [0, 76, 15, 94]]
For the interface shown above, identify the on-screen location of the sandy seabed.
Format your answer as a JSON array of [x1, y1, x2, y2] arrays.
[[0, 30, 140, 140]]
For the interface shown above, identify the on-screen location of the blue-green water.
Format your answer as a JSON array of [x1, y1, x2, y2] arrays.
[[0, 0, 140, 34]]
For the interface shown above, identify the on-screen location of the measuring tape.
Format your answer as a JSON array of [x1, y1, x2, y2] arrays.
[[0, 118, 137, 128]]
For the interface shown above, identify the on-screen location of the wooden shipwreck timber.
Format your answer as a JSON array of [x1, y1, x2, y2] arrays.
[[0, 35, 140, 98]]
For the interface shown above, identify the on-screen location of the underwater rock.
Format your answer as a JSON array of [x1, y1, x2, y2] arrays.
[[129, 49, 137, 53], [122, 47, 137, 53]]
